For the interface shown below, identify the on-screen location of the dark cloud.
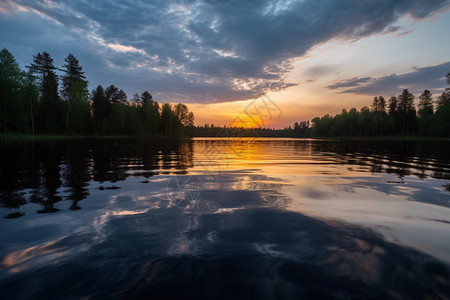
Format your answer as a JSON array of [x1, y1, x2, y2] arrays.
[[1, 0, 449, 102], [328, 77, 372, 89], [328, 62, 450, 96]]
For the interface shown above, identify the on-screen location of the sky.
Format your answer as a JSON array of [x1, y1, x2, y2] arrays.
[[1, 0, 450, 128]]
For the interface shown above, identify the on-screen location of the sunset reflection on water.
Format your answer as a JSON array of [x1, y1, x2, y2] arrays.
[[0, 138, 449, 298]]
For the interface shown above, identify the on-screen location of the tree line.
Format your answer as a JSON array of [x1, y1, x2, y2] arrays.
[[308, 79, 450, 138], [0, 48, 194, 137], [192, 123, 294, 137], [192, 73, 450, 138]]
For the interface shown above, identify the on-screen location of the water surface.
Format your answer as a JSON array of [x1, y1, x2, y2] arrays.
[[1, 138, 449, 299]]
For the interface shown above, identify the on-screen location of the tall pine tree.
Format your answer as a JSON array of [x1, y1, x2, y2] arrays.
[[0, 48, 26, 133], [61, 54, 89, 133], [397, 89, 416, 135], [27, 52, 61, 133], [418, 90, 433, 114], [92, 85, 110, 134]]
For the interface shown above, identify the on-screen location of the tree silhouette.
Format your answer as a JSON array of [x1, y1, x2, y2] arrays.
[[61, 54, 87, 99], [117, 89, 128, 104], [417, 90, 434, 136], [378, 96, 386, 113], [140, 91, 159, 135], [141, 91, 153, 104], [105, 84, 120, 104], [436, 91, 450, 111], [61, 54, 89, 133], [397, 89, 415, 114], [23, 72, 39, 134], [131, 93, 140, 104], [388, 96, 397, 116], [371, 97, 379, 112], [397, 89, 416, 135], [370, 96, 385, 113], [0, 48, 27, 134], [4, 47, 450, 138], [92, 85, 110, 134], [27, 51, 61, 133], [160, 103, 175, 136], [1, 48, 198, 137], [418, 90, 433, 113]]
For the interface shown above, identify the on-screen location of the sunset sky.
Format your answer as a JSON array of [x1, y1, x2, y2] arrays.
[[1, 0, 449, 128]]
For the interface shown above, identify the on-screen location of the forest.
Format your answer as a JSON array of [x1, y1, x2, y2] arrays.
[[2, 47, 449, 139], [193, 73, 450, 138], [0, 48, 194, 137], [307, 84, 450, 138]]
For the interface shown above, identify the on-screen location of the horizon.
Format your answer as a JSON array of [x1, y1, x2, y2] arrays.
[[1, 1, 450, 129]]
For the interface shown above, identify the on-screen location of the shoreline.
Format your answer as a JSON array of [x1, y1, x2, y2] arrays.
[[3, 133, 450, 142], [0, 134, 192, 142]]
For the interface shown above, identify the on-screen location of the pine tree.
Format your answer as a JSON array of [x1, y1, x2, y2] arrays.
[[397, 89, 416, 135], [105, 85, 119, 103], [23, 72, 39, 135], [378, 96, 386, 113], [141, 91, 153, 104], [131, 93, 141, 105], [438, 71, 450, 111], [27, 51, 60, 133], [371, 96, 386, 113], [397, 89, 415, 113], [28, 52, 59, 100], [388, 96, 397, 116], [433, 73, 450, 137], [0, 48, 25, 133], [371, 97, 379, 112], [417, 90, 433, 136], [418, 90, 433, 114], [61, 54, 88, 133], [61, 54, 87, 99], [160, 103, 175, 136], [117, 89, 127, 103], [92, 85, 110, 134], [141, 92, 160, 135], [436, 91, 450, 111]]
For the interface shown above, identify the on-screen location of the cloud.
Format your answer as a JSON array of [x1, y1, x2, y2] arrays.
[[328, 77, 372, 89], [328, 62, 450, 96], [1, 0, 449, 103]]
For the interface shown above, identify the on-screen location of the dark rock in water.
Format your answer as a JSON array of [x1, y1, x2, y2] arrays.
[[105, 186, 121, 190], [37, 207, 60, 214], [4, 211, 25, 219], [98, 186, 121, 190]]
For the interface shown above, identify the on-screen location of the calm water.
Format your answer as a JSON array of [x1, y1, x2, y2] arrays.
[[0, 138, 449, 299]]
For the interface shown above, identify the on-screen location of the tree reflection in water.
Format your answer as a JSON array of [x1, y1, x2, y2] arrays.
[[0, 139, 449, 217], [0, 138, 449, 299], [0, 138, 194, 217]]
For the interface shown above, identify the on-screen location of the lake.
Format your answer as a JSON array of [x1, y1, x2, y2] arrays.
[[0, 138, 449, 299]]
